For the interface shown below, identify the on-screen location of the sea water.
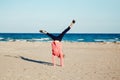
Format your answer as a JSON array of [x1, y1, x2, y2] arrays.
[[0, 33, 120, 42]]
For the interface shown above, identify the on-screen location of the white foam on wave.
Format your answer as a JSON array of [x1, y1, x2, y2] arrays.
[[16, 39, 27, 42], [94, 38, 119, 42], [0, 38, 51, 42], [6, 38, 27, 42], [94, 39, 106, 42], [32, 38, 50, 41], [25, 38, 50, 42], [0, 37, 4, 40], [77, 39, 84, 41]]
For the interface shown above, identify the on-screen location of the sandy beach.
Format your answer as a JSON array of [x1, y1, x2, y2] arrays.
[[0, 42, 120, 80]]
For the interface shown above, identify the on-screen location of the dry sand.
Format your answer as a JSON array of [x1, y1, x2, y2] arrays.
[[0, 42, 120, 80]]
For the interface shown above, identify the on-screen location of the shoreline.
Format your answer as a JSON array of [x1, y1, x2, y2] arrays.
[[0, 41, 120, 44]]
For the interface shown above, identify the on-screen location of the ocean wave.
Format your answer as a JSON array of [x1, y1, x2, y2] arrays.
[[0, 38, 51, 42], [26, 38, 50, 42], [94, 38, 119, 42], [5, 38, 22, 42], [77, 39, 84, 41], [0, 37, 4, 40], [32, 38, 50, 41], [0, 33, 120, 42]]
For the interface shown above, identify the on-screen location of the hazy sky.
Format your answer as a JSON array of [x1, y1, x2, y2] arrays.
[[0, 0, 120, 33]]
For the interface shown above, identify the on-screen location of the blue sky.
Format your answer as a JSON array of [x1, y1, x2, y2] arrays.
[[0, 0, 120, 33]]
